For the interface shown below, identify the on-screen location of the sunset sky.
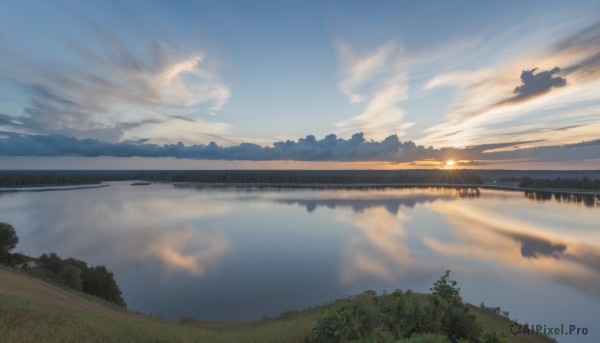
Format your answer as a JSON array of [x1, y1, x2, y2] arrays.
[[1, 0, 600, 169]]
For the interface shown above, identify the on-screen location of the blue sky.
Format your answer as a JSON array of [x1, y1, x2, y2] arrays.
[[1, 0, 600, 169]]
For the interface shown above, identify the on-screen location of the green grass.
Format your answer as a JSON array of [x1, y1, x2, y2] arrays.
[[0, 265, 334, 342], [468, 305, 554, 343], [0, 265, 554, 342]]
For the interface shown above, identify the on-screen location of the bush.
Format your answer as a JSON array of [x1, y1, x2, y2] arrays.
[[398, 333, 451, 343], [309, 272, 482, 343], [481, 332, 508, 343]]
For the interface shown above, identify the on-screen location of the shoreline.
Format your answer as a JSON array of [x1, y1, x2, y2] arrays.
[[0, 183, 110, 192], [172, 182, 600, 195], [0, 180, 598, 196]]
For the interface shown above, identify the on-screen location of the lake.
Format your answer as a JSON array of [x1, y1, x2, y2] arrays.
[[1, 182, 599, 341]]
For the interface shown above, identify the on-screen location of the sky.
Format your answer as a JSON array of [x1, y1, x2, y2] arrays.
[[1, 0, 600, 169]]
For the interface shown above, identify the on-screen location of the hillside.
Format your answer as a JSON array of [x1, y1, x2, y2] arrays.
[[0, 265, 554, 342]]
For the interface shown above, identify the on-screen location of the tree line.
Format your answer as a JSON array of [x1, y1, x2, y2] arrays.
[[519, 176, 600, 190], [36, 253, 126, 307], [0, 170, 483, 186], [0, 222, 125, 307], [0, 173, 101, 187]]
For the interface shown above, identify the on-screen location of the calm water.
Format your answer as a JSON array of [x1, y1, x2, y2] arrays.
[[1, 182, 599, 341]]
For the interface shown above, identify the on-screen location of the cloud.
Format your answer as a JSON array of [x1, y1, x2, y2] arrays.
[[1, 131, 599, 166], [555, 20, 600, 80], [423, 69, 496, 90], [511, 67, 566, 101], [0, 25, 231, 143], [425, 66, 568, 125], [335, 40, 395, 103], [421, 19, 600, 148], [334, 40, 413, 140]]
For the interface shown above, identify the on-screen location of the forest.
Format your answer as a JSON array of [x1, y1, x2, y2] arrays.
[[519, 176, 600, 190], [2, 171, 600, 192], [0, 170, 483, 186]]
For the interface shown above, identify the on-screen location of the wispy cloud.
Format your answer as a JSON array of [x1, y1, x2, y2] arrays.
[[421, 19, 600, 148], [0, 25, 232, 143], [334, 40, 413, 140]]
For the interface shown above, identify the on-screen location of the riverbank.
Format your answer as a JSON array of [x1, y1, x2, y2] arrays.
[[0, 183, 110, 192]]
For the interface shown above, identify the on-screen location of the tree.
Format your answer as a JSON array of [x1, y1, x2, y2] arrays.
[[0, 222, 18, 252], [59, 265, 83, 291], [0, 223, 19, 264], [431, 271, 481, 342], [431, 270, 462, 304], [38, 252, 63, 273], [82, 266, 126, 306]]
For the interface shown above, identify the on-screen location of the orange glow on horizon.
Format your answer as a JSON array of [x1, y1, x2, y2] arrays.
[[440, 159, 458, 170]]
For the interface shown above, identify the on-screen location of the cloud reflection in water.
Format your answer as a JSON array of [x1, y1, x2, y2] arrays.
[[425, 199, 600, 298], [0, 183, 234, 279]]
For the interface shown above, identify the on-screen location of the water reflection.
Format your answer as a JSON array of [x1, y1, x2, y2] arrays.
[[0, 183, 234, 279], [276, 187, 480, 214], [279, 197, 442, 214], [510, 233, 566, 259], [524, 190, 600, 207], [425, 200, 600, 299], [335, 207, 435, 285], [0, 183, 599, 337]]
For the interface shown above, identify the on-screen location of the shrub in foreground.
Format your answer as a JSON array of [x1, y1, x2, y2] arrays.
[[309, 271, 482, 342]]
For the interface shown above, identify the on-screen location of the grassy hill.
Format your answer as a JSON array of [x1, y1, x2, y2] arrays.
[[0, 265, 554, 342]]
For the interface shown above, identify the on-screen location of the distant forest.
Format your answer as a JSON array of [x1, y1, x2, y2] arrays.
[[0, 170, 482, 186], [0, 173, 101, 187], [1, 170, 600, 191], [519, 176, 600, 191]]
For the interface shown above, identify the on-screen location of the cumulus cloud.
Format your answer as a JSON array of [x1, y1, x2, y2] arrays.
[[0, 25, 231, 143], [1, 131, 599, 165], [512, 67, 567, 101]]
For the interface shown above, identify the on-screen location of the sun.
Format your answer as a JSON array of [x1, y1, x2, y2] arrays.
[[442, 160, 457, 169]]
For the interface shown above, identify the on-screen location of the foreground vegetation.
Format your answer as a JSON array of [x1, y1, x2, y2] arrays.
[[0, 262, 555, 343], [1, 263, 324, 343], [308, 271, 517, 343], [35, 253, 126, 306], [1, 222, 125, 307]]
